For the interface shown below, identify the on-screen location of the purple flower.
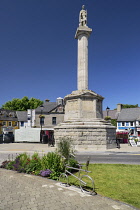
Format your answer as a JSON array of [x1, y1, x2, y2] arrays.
[[40, 169, 52, 177]]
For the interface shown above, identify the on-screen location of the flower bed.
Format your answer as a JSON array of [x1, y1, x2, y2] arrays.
[[0, 151, 78, 180]]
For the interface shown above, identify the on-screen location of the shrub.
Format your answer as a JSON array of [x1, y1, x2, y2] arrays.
[[12, 157, 26, 173], [6, 161, 15, 170], [16, 153, 30, 168], [104, 116, 111, 121], [41, 152, 64, 179], [0, 160, 11, 168], [57, 137, 75, 161], [0, 150, 79, 180], [25, 153, 42, 174], [69, 158, 79, 168], [67, 157, 79, 173]]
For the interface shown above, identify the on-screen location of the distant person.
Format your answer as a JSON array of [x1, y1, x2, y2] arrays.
[[116, 138, 120, 149]]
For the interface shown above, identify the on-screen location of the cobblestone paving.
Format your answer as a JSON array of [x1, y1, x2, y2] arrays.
[[0, 169, 137, 210]]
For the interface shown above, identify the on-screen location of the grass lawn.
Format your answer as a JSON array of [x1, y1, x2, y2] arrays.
[[67, 164, 140, 209]]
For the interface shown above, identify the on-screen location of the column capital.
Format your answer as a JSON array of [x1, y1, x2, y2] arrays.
[[75, 26, 92, 39]]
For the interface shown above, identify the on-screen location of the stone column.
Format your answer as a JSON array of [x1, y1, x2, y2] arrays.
[[77, 33, 88, 90], [75, 6, 92, 90]]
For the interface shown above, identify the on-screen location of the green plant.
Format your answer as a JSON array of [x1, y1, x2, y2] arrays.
[[67, 158, 79, 173], [134, 138, 139, 143], [0, 160, 11, 168], [68, 158, 78, 167], [6, 161, 15, 170], [41, 152, 64, 179], [16, 153, 30, 168], [25, 153, 42, 174], [57, 137, 75, 160], [104, 116, 111, 121], [111, 119, 117, 127]]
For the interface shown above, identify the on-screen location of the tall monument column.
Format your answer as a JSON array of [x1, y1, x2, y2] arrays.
[[75, 5, 92, 90], [54, 6, 116, 150]]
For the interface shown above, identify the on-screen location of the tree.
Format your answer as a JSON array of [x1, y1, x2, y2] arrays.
[[104, 117, 117, 127], [1, 97, 43, 111], [122, 104, 138, 109], [111, 119, 117, 127], [114, 104, 139, 110]]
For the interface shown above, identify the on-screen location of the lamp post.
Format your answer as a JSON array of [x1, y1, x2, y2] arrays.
[[40, 105, 44, 143], [106, 106, 110, 117]]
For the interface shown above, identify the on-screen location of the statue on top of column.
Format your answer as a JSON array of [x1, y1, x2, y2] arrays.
[[79, 5, 87, 26]]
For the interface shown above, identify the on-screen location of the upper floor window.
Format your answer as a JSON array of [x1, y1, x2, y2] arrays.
[[118, 122, 121, 126], [2, 121, 6, 126], [8, 122, 12, 126], [40, 117, 44, 125], [14, 122, 17, 126], [130, 122, 133, 126], [52, 117, 56, 125], [122, 122, 125, 126], [125, 122, 129, 126]]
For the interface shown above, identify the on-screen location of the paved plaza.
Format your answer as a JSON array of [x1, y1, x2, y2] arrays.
[[0, 143, 140, 210], [0, 168, 138, 210]]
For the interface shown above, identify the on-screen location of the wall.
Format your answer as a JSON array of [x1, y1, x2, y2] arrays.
[[15, 128, 41, 142], [35, 113, 64, 128]]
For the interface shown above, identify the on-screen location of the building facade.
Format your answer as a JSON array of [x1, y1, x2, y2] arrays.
[[0, 109, 18, 134], [35, 98, 64, 129]]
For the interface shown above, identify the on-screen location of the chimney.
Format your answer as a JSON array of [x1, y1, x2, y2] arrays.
[[57, 97, 63, 105], [45, 99, 50, 102], [117, 104, 122, 112]]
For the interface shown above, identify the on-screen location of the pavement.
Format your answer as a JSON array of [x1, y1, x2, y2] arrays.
[[0, 143, 140, 210], [0, 142, 140, 155]]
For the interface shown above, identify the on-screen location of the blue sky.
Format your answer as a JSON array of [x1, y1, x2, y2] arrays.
[[0, 0, 140, 110]]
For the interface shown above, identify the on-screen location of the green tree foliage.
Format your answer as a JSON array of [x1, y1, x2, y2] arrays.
[[122, 104, 138, 108], [1, 96, 43, 111], [111, 119, 117, 127], [114, 104, 139, 110], [104, 117, 117, 127], [104, 116, 111, 121], [57, 137, 75, 161]]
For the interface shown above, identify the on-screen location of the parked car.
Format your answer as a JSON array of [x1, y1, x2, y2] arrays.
[[0, 133, 14, 143]]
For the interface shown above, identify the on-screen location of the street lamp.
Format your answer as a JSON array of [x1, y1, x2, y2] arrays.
[[40, 104, 44, 142], [106, 106, 110, 117]]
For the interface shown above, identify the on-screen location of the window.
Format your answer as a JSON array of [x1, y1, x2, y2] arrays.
[[8, 122, 12, 126], [2, 121, 6, 126], [122, 122, 125, 126], [126, 122, 129, 126], [40, 117, 44, 125], [118, 122, 121, 126], [14, 122, 17, 126], [52, 117, 56, 125], [21, 121, 24, 127], [130, 122, 133, 126]]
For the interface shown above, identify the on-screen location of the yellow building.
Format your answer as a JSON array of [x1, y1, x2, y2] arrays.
[[0, 109, 18, 134]]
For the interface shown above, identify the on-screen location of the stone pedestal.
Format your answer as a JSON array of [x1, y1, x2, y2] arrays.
[[54, 121, 116, 150], [54, 90, 116, 149]]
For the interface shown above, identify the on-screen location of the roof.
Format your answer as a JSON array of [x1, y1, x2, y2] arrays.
[[103, 110, 118, 119], [0, 109, 18, 121], [16, 111, 27, 122], [35, 102, 58, 114], [117, 108, 140, 121]]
